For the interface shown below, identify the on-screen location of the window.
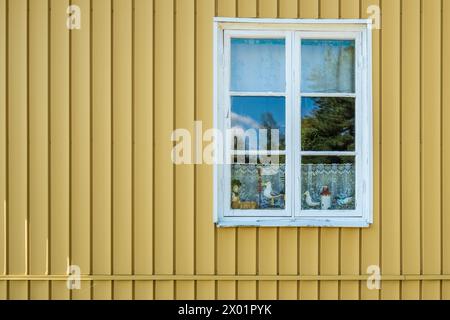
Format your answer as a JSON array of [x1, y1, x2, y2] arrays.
[[213, 18, 373, 227]]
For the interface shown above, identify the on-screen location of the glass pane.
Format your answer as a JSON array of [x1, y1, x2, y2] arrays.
[[231, 158, 286, 210], [231, 38, 285, 92], [301, 39, 355, 93], [301, 97, 355, 151], [301, 156, 355, 210], [231, 96, 286, 151]]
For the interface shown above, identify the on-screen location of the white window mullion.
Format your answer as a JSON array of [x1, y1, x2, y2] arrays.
[[285, 30, 294, 219], [292, 31, 301, 218]]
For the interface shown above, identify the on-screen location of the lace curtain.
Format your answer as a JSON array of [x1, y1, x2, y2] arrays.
[[301, 163, 355, 210], [230, 163, 355, 210], [231, 164, 286, 210]]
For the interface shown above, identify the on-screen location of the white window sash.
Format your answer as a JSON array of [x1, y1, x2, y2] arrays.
[[294, 30, 363, 219], [223, 30, 292, 218]]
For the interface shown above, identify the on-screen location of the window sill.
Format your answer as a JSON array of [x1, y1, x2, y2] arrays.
[[216, 218, 371, 228]]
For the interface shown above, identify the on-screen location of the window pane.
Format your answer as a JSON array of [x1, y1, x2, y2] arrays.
[[301, 39, 355, 93], [231, 38, 285, 92], [301, 156, 355, 210], [301, 97, 355, 151], [231, 96, 286, 151], [231, 158, 286, 210]]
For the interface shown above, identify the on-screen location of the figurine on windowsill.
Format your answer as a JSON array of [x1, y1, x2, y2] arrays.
[[231, 179, 241, 209], [231, 179, 258, 209], [320, 186, 332, 210], [263, 181, 284, 207], [304, 191, 320, 208], [336, 196, 353, 207]]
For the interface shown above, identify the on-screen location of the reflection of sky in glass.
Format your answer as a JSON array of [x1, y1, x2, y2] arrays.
[[231, 96, 285, 134], [231, 38, 285, 92], [301, 97, 318, 119], [231, 96, 286, 151], [301, 39, 355, 93]]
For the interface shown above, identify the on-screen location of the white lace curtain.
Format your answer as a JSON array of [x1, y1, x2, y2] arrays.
[[301, 163, 355, 209]]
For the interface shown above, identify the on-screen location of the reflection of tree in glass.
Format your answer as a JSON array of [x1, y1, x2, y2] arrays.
[[302, 156, 354, 165], [302, 97, 355, 152], [260, 112, 286, 150]]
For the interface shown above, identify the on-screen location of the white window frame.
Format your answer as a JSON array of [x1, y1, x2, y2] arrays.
[[213, 18, 373, 228]]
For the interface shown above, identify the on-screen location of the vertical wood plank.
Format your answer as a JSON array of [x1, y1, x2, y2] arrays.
[[70, 0, 91, 300], [154, 281, 173, 300], [318, 0, 339, 300], [154, 0, 174, 299], [258, 229, 277, 299], [339, 233, 359, 300], [237, 281, 256, 300], [218, 0, 236, 17], [50, 0, 70, 300], [113, 281, 132, 300], [29, 281, 49, 300], [443, 0, 450, 301], [299, 229, 319, 300], [216, 0, 237, 301], [339, 0, 360, 301], [29, 0, 49, 300], [298, 0, 320, 301], [279, 0, 298, 18], [93, 281, 112, 300], [176, 281, 195, 300], [340, 0, 359, 17], [71, 281, 91, 300], [259, 0, 277, 18], [402, 281, 420, 300], [134, 0, 154, 300], [8, 0, 28, 300], [134, 281, 153, 300], [217, 281, 236, 300], [278, 228, 298, 300], [174, 0, 195, 300], [92, 0, 112, 300], [237, 228, 257, 300], [238, 0, 257, 17], [256, 0, 278, 301], [0, 0, 6, 299], [0, 282, 6, 299], [112, 0, 132, 299], [360, 0, 381, 300], [320, 0, 339, 18], [421, 0, 442, 300], [299, 0, 319, 18], [380, 0, 401, 300], [195, 0, 215, 300], [401, 0, 421, 300]]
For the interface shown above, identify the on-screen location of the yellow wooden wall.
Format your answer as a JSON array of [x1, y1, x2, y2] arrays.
[[0, 0, 449, 300]]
